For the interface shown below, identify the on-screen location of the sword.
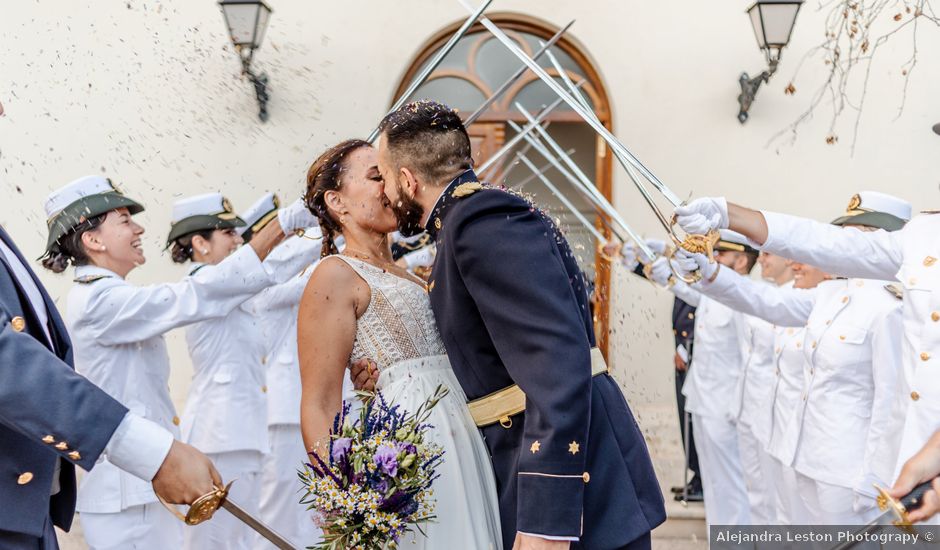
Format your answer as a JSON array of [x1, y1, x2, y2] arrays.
[[508, 115, 656, 264], [463, 20, 574, 126], [457, 2, 720, 265], [829, 481, 935, 550], [516, 152, 606, 242], [161, 482, 298, 550], [476, 87, 581, 176], [367, 0, 493, 143]]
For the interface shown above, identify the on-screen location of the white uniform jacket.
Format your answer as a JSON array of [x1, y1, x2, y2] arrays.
[[699, 267, 903, 493], [181, 234, 322, 454], [760, 211, 937, 473], [673, 280, 747, 421], [735, 283, 778, 445], [65, 245, 276, 513]]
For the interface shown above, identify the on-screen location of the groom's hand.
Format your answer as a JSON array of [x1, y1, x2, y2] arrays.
[[152, 440, 223, 504], [513, 533, 571, 550], [350, 358, 379, 392]]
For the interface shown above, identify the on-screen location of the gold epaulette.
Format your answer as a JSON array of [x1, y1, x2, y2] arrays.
[[468, 348, 608, 428]]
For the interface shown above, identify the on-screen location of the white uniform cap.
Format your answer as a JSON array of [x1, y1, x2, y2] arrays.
[[44, 175, 117, 219], [852, 191, 912, 221], [170, 192, 235, 223]]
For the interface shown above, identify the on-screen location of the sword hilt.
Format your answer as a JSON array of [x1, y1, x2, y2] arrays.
[[157, 481, 233, 526], [875, 480, 935, 527]]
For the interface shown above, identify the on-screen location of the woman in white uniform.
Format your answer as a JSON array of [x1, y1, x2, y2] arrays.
[[40, 175, 314, 550], [167, 193, 322, 550], [675, 192, 909, 523]]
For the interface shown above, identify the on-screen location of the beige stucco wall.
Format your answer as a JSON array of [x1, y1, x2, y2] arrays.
[[2, 1, 936, 470]]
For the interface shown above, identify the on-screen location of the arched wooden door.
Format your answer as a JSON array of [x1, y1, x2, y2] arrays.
[[392, 14, 616, 356]]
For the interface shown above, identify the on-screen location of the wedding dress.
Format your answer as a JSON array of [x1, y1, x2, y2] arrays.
[[330, 255, 502, 549]]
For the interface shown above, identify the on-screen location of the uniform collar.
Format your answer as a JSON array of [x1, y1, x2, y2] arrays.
[[423, 169, 479, 241], [189, 262, 206, 276], [74, 264, 121, 282]]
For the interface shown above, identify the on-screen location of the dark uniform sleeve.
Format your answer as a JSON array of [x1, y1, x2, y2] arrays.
[[0, 303, 128, 471], [451, 197, 592, 538]]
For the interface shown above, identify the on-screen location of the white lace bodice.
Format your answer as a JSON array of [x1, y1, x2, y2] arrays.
[[332, 256, 446, 370]]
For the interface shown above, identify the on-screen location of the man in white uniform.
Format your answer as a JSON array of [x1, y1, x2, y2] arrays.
[[646, 231, 758, 526], [674, 190, 939, 518]]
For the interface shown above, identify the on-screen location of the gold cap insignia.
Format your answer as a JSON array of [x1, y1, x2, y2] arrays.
[[452, 182, 483, 198], [847, 194, 862, 212]]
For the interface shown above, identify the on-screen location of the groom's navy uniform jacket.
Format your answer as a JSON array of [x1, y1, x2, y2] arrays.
[[0, 225, 128, 543], [425, 171, 665, 549]]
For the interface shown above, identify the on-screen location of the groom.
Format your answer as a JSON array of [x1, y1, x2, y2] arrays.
[[374, 100, 665, 549]]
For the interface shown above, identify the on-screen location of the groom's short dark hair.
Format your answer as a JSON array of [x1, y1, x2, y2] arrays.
[[378, 99, 473, 186]]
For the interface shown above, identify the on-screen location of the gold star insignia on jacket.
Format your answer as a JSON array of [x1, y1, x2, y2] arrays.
[[530, 441, 541, 454], [568, 441, 580, 455], [451, 182, 484, 198]]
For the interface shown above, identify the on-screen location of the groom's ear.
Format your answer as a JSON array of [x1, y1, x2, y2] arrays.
[[399, 166, 421, 198]]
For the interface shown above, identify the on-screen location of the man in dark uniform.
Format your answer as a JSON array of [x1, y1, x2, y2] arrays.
[[671, 297, 703, 501], [0, 222, 220, 549], [376, 100, 665, 550]]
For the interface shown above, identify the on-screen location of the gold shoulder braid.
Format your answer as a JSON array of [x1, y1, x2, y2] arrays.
[[452, 181, 484, 198], [884, 284, 904, 300]]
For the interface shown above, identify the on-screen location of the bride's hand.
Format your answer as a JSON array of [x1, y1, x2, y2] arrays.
[[349, 359, 379, 392]]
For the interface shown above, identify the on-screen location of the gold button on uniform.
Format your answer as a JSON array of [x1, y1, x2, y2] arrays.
[[17, 472, 33, 485], [925, 256, 937, 267], [921, 352, 931, 362], [68, 451, 81, 461], [261, 385, 268, 393], [11, 316, 26, 332], [42, 435, 55, 444], [841, 296, 849, 304], [911, 391, 921, 401], [933, 312, 940, 322], [811, 341, 817, 349], [582, 472, 591, 483], [261, 356, 267, 365], [172, 416, 181, 426], [55, 442, 68, 451]]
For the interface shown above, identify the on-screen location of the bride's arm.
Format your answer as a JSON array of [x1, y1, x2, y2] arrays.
[[298, 259, 365, 458]]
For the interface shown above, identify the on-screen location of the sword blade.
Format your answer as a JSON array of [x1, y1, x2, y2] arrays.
[[458, 3, 684, 207], [463, 20, 575, 126], [220, 498, 298, 550], [367, 0, 493, 142], [516, 152, 606, 242]]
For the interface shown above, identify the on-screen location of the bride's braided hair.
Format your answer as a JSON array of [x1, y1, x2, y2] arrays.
[[304, 139, 371, 258]]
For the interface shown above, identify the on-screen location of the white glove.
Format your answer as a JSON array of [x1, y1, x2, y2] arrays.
[[674, 249, 718, 282], [674, 197, 729, 235], [644, 238, 668, 256], [619, 242, 639, 271], [277, 198, 319, 236], [649, 256, 673, 286]]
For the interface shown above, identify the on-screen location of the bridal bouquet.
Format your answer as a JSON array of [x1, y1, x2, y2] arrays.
[[300, 385, 449, 550]]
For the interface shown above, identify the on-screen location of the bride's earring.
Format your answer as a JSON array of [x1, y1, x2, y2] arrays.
[[201, 248, 209, 255]]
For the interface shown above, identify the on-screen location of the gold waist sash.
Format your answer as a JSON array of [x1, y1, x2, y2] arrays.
[[468, 347, 608, 428]]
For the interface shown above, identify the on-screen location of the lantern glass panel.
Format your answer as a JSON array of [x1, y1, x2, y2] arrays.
[[760, 3, 801, 47], [222, 3, 261, 47]]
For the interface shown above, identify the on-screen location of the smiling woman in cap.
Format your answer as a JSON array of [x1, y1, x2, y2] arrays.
[[40, 175, 314, 550], [164, 191, 323, 550], [673, 191, 911, 524]]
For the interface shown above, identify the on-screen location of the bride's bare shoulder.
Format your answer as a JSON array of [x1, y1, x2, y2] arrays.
[[301, 255, 369, 308]]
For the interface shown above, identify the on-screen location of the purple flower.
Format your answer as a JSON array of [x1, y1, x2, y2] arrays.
[[396, 441, 417, 456], [374, 444, 399, 477], [331, 437, 352, 465]]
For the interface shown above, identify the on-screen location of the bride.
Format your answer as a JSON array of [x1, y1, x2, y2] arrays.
[[296, 139, 502, 549]]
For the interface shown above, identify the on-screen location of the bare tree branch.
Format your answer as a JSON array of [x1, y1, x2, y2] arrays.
[[767, 0, 940, 154]]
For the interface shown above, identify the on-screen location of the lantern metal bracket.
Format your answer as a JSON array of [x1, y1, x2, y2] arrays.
[[237, 47, 269, 122], [737, 57, 778, 124]]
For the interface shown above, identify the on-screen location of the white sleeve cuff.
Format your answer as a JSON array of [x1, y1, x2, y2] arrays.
[[518, 531, 579, 542], [104, 413, 174, 482]]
